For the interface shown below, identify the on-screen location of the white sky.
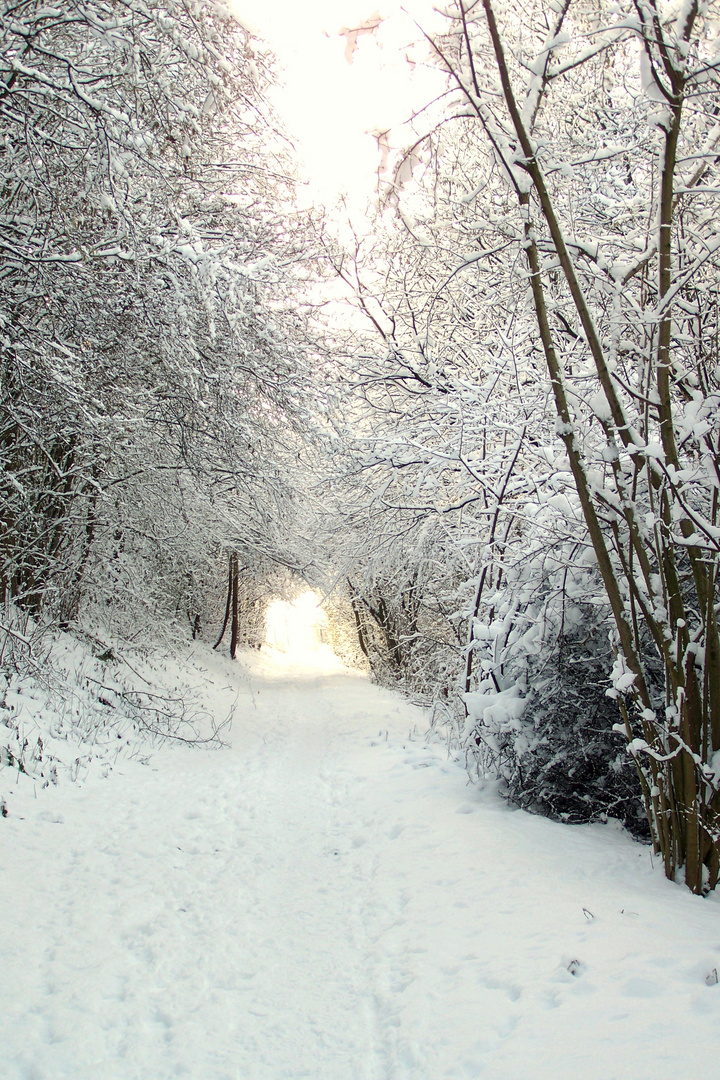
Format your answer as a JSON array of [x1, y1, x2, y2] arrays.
[[231, 1, 444, 207]]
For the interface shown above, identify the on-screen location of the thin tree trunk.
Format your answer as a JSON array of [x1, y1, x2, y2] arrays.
[[213, 556, 233, 650], [348, 581, 370, 659], [229, 553, 239, 660]]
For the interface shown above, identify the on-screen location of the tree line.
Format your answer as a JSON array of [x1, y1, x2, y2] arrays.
[[0, 0, 322, 639], [328, 0, 720, 894]]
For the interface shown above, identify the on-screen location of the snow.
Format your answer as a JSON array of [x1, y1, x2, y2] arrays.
[[2, 643, 720, 1079]]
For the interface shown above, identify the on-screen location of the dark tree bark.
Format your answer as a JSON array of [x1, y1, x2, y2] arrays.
[[229, 554, 240, 661], [213, 556, 234, 651], [348, 581, 370, 659]]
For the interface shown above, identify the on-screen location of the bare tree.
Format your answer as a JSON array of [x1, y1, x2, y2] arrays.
[[411, 0, 720, 891]]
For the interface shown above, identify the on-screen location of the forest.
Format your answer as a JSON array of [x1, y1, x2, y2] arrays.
[[1, 0, 719, 897]]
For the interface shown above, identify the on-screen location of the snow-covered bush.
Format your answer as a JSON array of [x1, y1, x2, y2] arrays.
[[0, 609, 228, 816], [465, 619, 648, 836]]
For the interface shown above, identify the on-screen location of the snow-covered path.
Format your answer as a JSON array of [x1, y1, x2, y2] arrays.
[[2, 646, 720, 1080]]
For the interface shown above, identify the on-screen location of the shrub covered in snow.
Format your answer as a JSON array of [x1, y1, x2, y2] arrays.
[[466, 628, 648, 837], [0, 612, 226, 815]]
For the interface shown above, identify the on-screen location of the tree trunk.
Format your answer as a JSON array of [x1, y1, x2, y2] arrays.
[[229, 553, 240, 660], [213, 556, 234, 650]]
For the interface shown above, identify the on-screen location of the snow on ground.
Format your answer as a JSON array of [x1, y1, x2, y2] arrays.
[[2, 641, 720, 1080]]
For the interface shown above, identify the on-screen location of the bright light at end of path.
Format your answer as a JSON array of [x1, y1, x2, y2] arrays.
[[265, 591, 329, 655]]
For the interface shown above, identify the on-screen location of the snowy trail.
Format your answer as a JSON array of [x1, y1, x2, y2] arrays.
[[2, 646, 720, 1080]]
